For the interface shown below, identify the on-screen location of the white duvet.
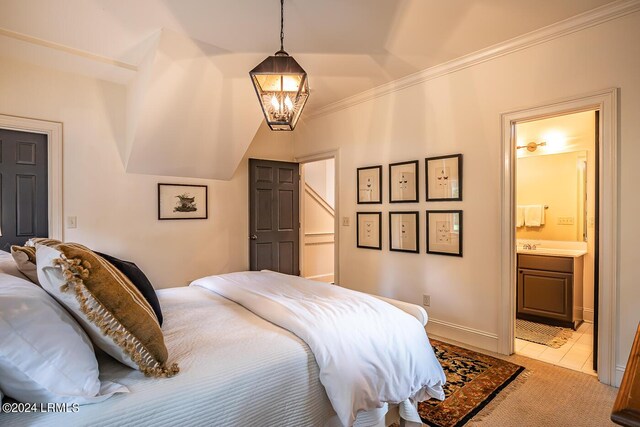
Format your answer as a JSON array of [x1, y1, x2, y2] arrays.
[[191, 271, 446, 427]]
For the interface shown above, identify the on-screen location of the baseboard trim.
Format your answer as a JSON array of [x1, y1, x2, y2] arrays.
[[304, 273, 334, 282], [426, 318, 499, 353], [583, 307, 595, 323], [615, 364, 626, 388]]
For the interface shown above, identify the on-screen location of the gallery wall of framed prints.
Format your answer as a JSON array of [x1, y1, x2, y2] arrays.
[[389, 160, 419, 203], [389, 211, 419, 253], [356, 212, 382, 250], [426, 210, 463, 257], [355, 153, 463, 256], [357, 165, 382, 204], [425, 154, 462, 201]]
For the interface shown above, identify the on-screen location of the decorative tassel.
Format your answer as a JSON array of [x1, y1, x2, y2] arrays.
[[53, 255, 179, 378]]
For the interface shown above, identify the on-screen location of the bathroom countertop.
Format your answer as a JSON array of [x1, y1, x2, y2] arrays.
[[517, 248, 587, 258]]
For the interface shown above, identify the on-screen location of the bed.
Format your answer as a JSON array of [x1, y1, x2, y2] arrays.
[[0, 251, 444, 427]]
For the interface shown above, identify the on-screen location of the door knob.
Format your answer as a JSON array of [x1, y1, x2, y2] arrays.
[[250, 234, 257, 240]]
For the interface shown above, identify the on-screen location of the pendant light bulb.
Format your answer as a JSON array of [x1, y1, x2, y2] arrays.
[[271, 95, 280, 110], [284, 95, 293, 111]]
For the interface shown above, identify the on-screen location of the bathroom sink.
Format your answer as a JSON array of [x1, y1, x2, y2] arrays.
[[517, 247, 587, 257]]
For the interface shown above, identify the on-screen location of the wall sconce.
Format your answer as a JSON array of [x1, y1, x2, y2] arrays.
[[516, 141, 547, 152]]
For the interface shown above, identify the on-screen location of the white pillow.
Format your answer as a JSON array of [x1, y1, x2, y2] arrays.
[[0, 273, 128, 404]]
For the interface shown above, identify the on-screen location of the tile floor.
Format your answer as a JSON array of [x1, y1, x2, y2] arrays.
[[515, 321, 596, 375]]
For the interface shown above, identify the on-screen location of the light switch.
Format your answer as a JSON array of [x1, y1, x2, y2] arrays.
[[67, 216, 77, 229], [342, 216, 350, 226]]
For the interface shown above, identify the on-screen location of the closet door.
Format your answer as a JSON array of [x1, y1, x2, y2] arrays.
[[0, 129, 48, 252], [249, 158, 300, 275]]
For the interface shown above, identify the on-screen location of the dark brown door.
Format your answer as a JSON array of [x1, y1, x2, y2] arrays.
[[249, 158, 300, 275], [0, 129, 49, 252]]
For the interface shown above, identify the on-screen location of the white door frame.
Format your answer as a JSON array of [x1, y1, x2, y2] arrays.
[[0, 114, 63, 241], [296, 149, 340, 284], [499, 88, 618, 385]]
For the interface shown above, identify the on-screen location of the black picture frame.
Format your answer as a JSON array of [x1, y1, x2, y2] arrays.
[[356, 212, 382, 250], [389, 211, 420, 254], [389, 160, 419, 203], [425, 154, 463, 201], [357, 165, 383, 204], [426, 210, 463, 257], [158, 183, 209, 220]]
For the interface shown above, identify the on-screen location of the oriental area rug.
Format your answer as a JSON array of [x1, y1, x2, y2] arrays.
[[417, 339, 526, 427]]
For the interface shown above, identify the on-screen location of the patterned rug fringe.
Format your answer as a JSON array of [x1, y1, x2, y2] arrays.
[[419, 340, 525, 427], [466, 369, 533, 425]]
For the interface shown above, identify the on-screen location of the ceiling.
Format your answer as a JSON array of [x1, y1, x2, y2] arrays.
[[0, 0, 617, 111], [0, 0, 618, 179]]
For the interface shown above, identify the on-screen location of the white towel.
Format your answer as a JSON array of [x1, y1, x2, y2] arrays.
[[524, 205, 545, 227], [516, 206, 525, 228]]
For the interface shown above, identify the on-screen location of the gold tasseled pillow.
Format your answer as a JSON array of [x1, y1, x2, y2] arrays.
[[36, 242, 178, 378], [25, 237, 63, 247], [10, 245, 39, 284]]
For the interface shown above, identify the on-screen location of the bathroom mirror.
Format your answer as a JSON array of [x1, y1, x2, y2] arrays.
[[516, 150, 588, 242]]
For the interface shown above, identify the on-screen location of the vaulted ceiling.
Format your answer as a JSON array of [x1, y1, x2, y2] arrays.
[[0, 0, 618, 179]]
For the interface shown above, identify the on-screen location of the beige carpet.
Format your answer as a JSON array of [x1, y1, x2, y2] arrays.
[[428, 338, 618, 427]]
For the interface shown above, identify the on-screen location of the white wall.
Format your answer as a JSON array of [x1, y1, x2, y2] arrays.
[[289, 12, 640, 378], [0, 58, 293, 288], [302, 158, 336, 283], [304, 158, 335, 208]]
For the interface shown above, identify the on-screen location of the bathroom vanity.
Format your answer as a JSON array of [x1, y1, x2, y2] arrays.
[[516, 248, 586, 330]]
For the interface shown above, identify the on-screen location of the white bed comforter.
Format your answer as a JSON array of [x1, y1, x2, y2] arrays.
[[191, 271, 446, 427], [0, 286, 336, 427]]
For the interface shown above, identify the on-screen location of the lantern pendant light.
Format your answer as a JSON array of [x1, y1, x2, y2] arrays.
[[250, 0, 309, 131]]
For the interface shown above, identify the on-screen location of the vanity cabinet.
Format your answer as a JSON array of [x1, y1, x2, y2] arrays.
[[517, 253, 584, 329]]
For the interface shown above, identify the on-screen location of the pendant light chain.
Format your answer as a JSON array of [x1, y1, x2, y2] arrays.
[[280, 0, 285, 52]]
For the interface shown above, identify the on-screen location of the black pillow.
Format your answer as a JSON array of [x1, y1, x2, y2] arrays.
[[96, 252, 163, 326]]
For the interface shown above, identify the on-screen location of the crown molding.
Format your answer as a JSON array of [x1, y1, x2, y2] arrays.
[[0, 27, 137, 71], [305, 0, 640, 120]]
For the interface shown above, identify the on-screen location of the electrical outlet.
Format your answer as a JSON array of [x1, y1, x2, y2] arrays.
[[342, 216, 350, 226], [422, 294, 430, 307], [557, 216, 574, 225]]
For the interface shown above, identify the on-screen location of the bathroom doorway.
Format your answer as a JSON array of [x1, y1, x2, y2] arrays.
[[512, 110, 598, 375]]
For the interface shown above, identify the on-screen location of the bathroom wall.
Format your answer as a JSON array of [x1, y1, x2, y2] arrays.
[[517, 151, 584, 241]]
